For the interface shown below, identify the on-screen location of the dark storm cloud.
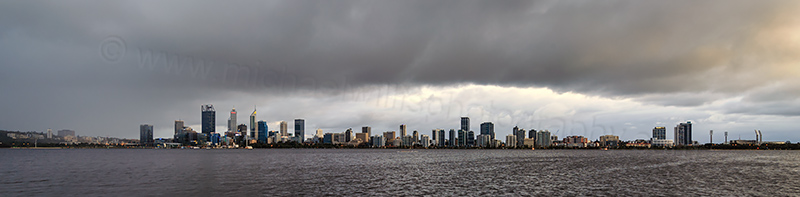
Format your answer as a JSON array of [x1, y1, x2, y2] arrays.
[[5, 0, 797, 96]]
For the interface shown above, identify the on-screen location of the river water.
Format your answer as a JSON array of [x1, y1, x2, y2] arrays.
[[2, 149, 799, 196]]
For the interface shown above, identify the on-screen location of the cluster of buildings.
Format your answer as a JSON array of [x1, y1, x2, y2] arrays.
[[2, 129, 134, 146], [136, 104, 784, 149]]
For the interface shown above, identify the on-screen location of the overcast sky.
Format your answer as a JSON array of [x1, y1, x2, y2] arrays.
[[2, 0, 800, 143]]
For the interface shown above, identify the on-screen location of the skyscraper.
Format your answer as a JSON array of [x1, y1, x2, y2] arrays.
[[280, 121, 288, 136], [201, 104, 215, 134], [461, 117, 470, 132], [653, 127, 666, 140], [140, 124, 153, 146], [674, 121, 692, 146], [175, 120, 184, 136], [436, 129, 446, 146], [316, 129, 324, 138], [400, 124, 407, 137], [413, 130, 419, 143], [47, 128, 52, 139], [535, 130, 551, 148], [228, 107, 237, 132], [294, 119, 305, 143], [514, 126, 525, 148], [449, 129, 456, 147], [250, 107, 257, 139], [458, 129, 465, 147], [258, 121, 268, 143], [480, 122, 495, 140], [362, 126, 371, 137], [467, 130, 475, 146], [345, 128, 353, 142]]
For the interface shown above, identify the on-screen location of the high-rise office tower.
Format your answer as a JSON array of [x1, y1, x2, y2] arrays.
[[413, 130, 419, 143], [467, 130, 475, 146], [400, 124, 407, 137], [258, 120, 268, 143], [653, 127, 666, 140], [528, 129, 536, 139], [280, 121, 288, 136], [362, 126, 371, 137], [174, 120, 184, 136], [480, 122, 495, 140], [201, 104, 215, 134], [47, 128, 52, 139], [674, 121, 692, 146], [514, 126, 525, 148], [345, 128, 353, 142], [316, 129, 324, 138], [140, 124, 154, 146], [461, 117, 470, 133], [449, 129, 456, 147], [228, 108, 237, 132], [250, 107, 257, 139], [458, 129, 465, 147], [294, 119, 305, 143]]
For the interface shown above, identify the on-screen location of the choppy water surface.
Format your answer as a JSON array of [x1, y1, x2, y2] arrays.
[[2, 149, 799, 196]]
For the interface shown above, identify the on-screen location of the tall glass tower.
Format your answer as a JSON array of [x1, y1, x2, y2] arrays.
[[201, 104, 215, 134], [480, 122, 494, 140], [294, 119, 305, 143], [461, 117, 470, 133], [250, 107, 257, 139]]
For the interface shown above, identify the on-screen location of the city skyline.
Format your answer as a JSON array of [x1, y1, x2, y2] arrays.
[[3, 1, 800, 143]]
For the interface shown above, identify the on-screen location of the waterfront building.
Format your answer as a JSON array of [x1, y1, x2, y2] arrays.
[[294, 119, 305, 143], [514, 127, 526, 148], [674, 121, 692, 146], [599, 135, 620, 147], [345, 128, 353, 142], [371, 135, 385, 147], [420, 135, 430, 147], [506, 135, 517, 148], [362, 126, 371, 137], [535, 130, 551, 148], [47, 128, 52, 139], [400, 124, 407, 137], [524, 138, 535, 148], [316, 129, 324, 138], [413, 130, 419, 143], [651, 139, 674, 147], [467, 130, 475, 146], [201, 104, 215, 134], [174, 120, 184, 136], [383, 131, 396, 145], [355, 133, 369, 144], [480, 122, 495, 140], [323, 133, 334, 144], [228, 108, 237, 133], [449, 129, 456, 147], [653, 127, 666, 140], [461, 117, 470, 133], [58, 129, 76, 137], [280, 121, 288, 136], [258, 121, 268, 143], [250, 107, 257, 140], [458, 129, 466, 147], [563, 136, 589, 147], [139, 124, 153, 146]]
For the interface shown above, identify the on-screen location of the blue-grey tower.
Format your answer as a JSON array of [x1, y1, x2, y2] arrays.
[[201, 104, 215, 134], [294, 119, 305, 143], [480, 122, 494, 140]]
